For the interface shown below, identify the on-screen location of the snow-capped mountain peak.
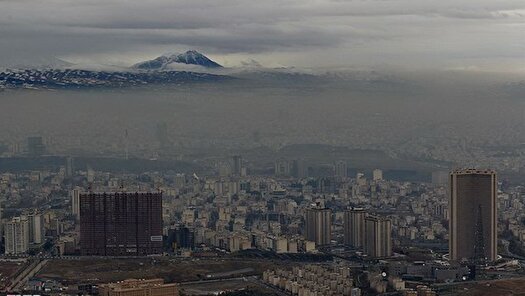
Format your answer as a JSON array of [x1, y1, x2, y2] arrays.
[[173, 50, 222, 68], [133, 50, 222, 70]]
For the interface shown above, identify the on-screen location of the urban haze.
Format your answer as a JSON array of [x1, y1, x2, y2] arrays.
[[0, 1, 525, 296]]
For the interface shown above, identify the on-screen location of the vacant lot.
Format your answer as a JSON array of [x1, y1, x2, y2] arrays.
[[445, 278, 525, 296], [0, 260, 27, 290], [37, 258, 282, 285]]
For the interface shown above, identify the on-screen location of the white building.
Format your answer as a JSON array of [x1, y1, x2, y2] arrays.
[[4, 217, 30, 255]]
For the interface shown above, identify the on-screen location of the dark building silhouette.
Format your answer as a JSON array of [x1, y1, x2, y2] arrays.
[[168, 225, 195, 250], [80, 192, 163, 256], [364, 215, 392, 258], [27, 136, 45, 156], [232, 155, 242, 176], [344, 208, 366, 248], [65, 156, 75, 178], [305, 206, 331, 246], [449, 169, 497, 262]]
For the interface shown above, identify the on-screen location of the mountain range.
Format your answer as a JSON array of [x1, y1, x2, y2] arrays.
[[0, 50, 227, 89], [0, 68, 230, 89], [0, 50, 406, 90]]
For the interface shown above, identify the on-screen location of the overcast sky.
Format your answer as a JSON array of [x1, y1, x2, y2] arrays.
[[0, 0, 524, 71]]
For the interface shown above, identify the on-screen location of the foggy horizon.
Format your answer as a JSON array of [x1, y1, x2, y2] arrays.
[[2, 1, 525, 295]]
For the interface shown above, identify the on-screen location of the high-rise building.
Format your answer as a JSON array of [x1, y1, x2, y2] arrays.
[[305, 206, 331, 246], [232, 155, 243, 176], [168, 225, 195, 250], [80, 192, 163, 256], [65, 156, 75, 178], [364, 215, 392, 258], [449, 169, 497, 262], [4, 217, 30, 255], [373, 169, 383, 181], [87, 166, 95, 183], [23, 212, 44, 244], [27, 136, 45, 156], [71, 188, 81, 221], [344, 208, 366, 248], [334, 160, 348, 178]]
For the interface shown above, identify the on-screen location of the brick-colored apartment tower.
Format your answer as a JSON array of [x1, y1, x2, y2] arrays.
[[80, 192, 163, 256], [449, 169, 497, 262]]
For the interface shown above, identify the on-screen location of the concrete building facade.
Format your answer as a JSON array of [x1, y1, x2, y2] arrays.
[[305, 207, 331, 247], [343, 208, 366, 248], [4, 217, 30, 255], [364, 215, 392, 258]]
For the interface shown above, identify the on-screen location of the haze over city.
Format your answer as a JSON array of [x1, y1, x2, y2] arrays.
[[1, 0, 525, 296]]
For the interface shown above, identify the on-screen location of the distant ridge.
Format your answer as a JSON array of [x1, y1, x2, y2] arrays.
[[0, 68, 230, 89]]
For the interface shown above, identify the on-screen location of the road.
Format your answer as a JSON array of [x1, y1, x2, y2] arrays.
[[6, 259, 48, 292], [179, 276, 254, 286], [178, 275, 289, 296]]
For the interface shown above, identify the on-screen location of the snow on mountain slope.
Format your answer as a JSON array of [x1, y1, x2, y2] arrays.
[[133, 50, 222, 70]]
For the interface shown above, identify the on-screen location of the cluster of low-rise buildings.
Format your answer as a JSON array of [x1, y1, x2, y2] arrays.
[[263, 264, 360, 296]]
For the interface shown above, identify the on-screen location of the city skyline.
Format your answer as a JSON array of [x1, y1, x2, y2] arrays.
[[1, 0, 524, 295]]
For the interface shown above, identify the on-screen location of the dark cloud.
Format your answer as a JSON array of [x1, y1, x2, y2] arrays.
[[0, 0, 523, 70]]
